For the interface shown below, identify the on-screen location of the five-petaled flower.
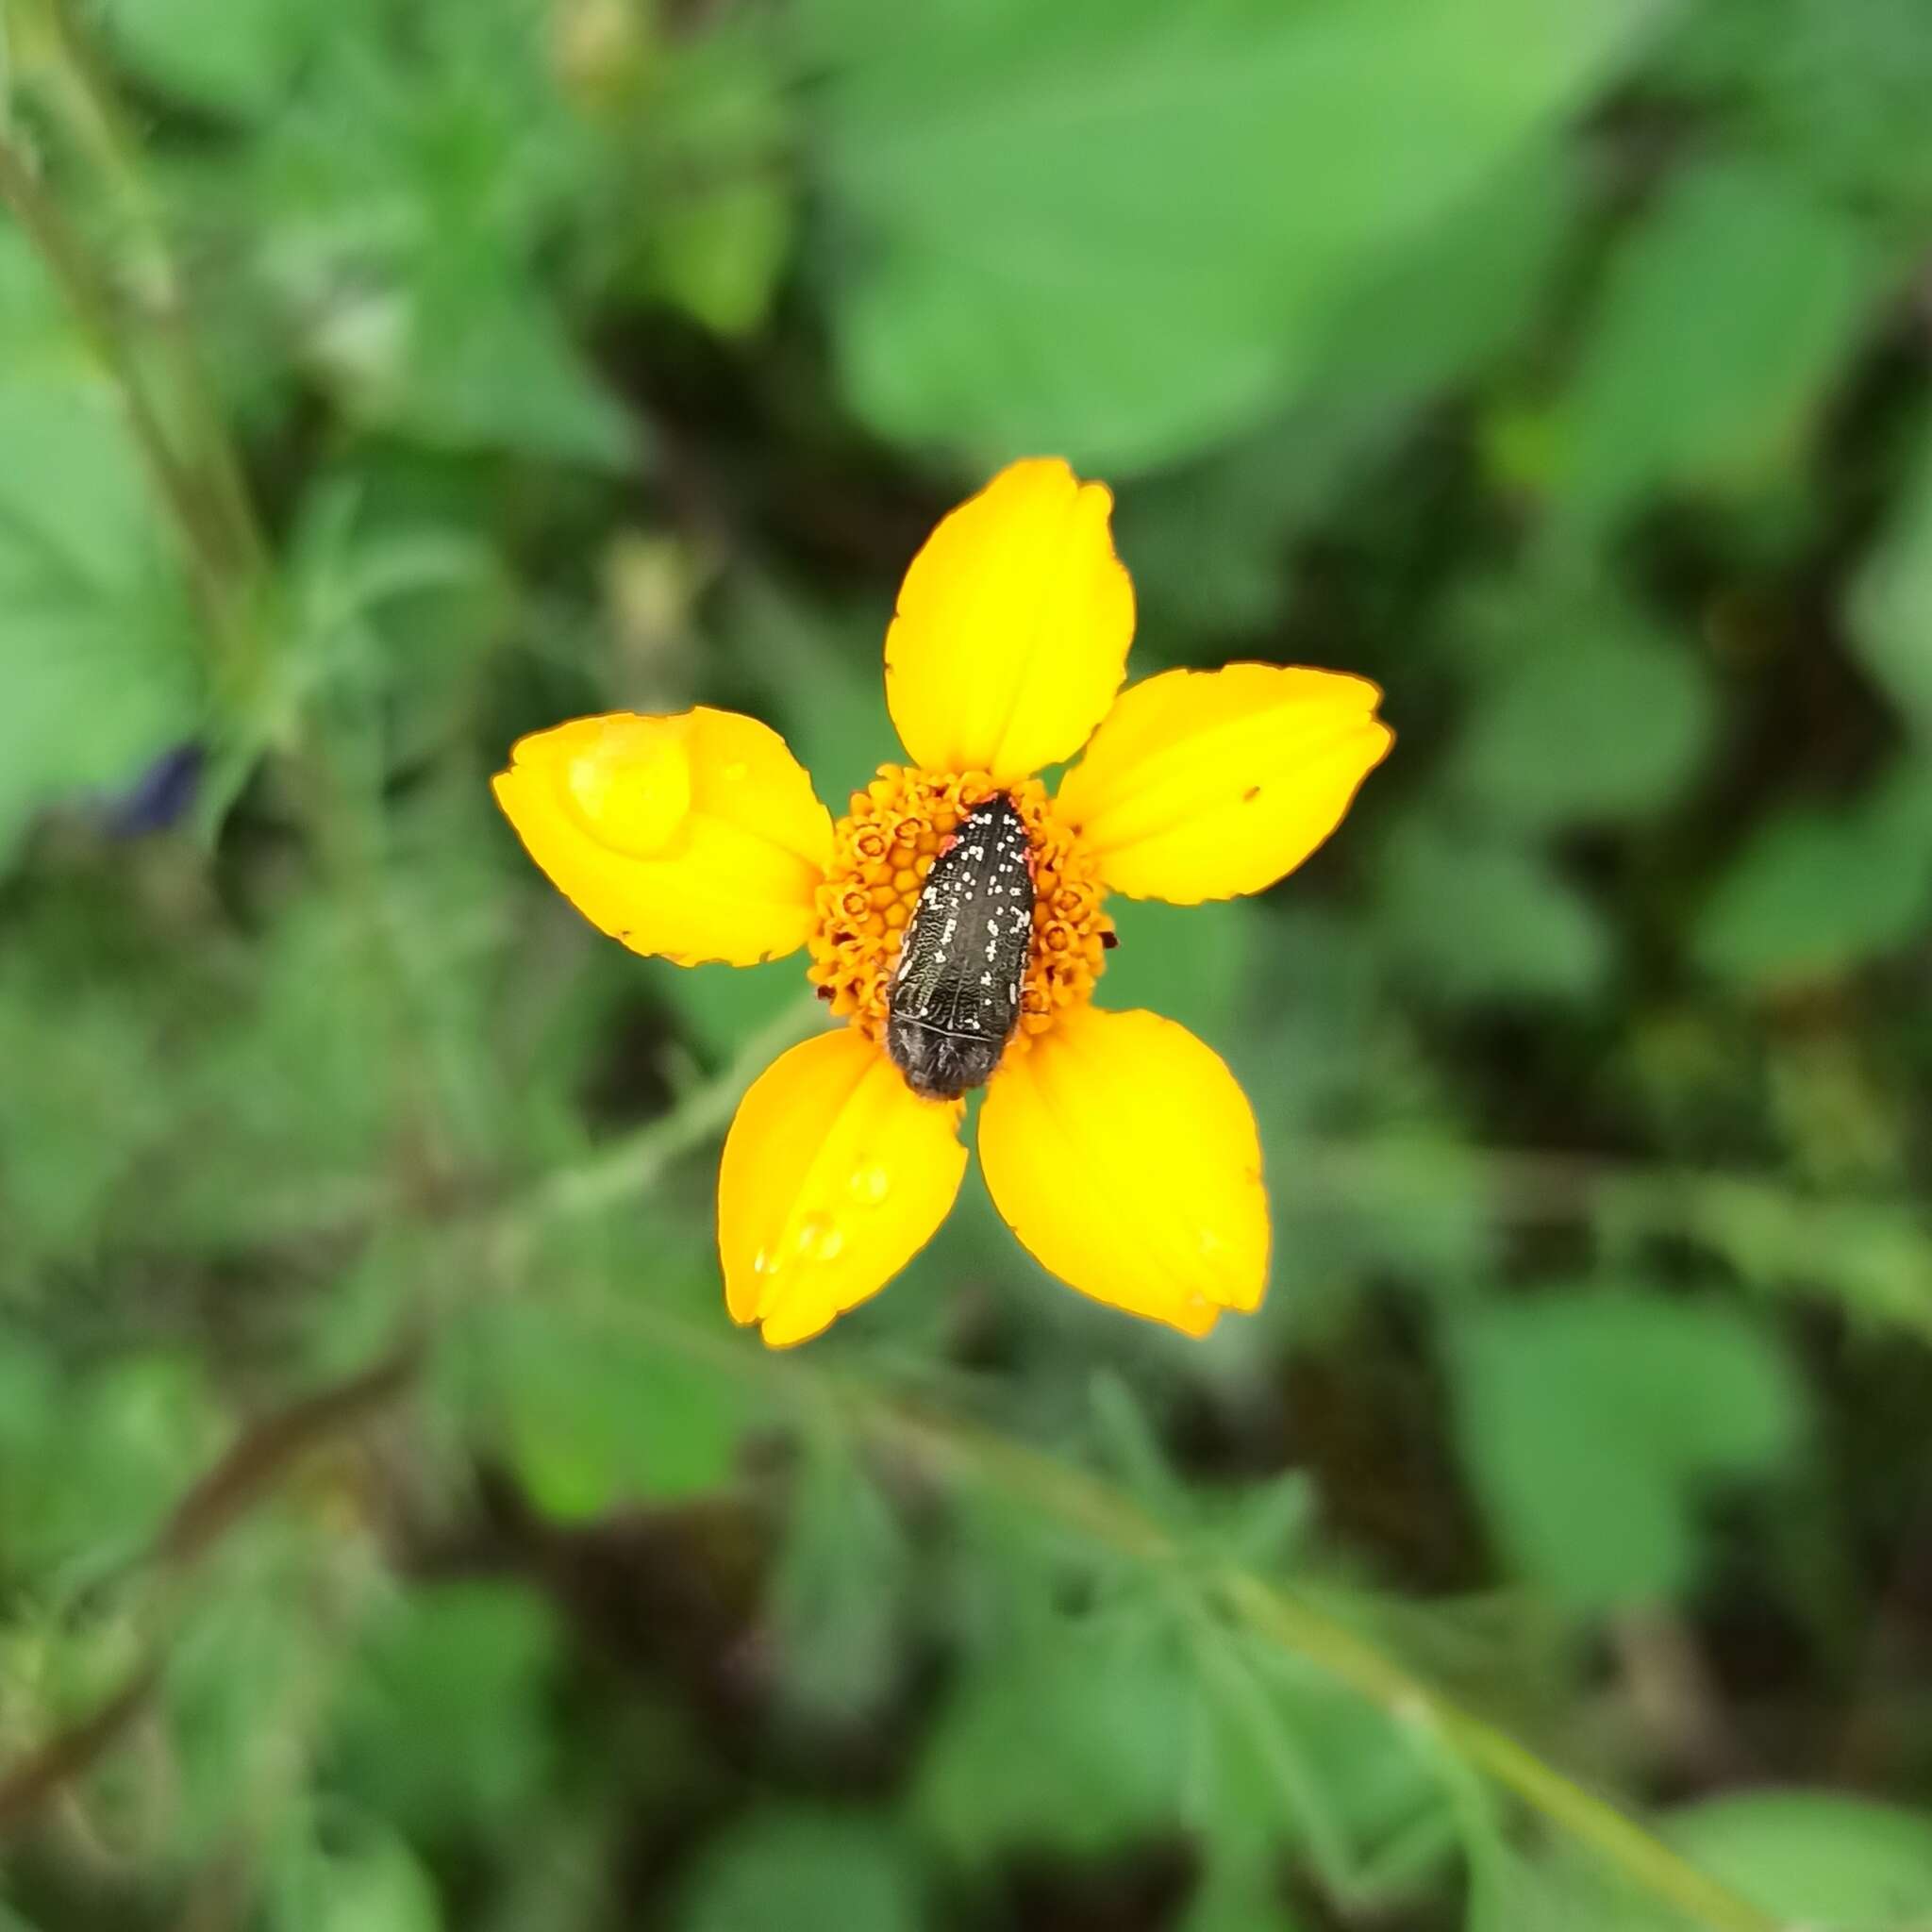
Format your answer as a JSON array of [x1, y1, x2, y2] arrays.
[[493, 459, 1392, 1345]]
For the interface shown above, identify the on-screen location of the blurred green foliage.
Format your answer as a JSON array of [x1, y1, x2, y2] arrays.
[[4, 0, 1932, 1927]]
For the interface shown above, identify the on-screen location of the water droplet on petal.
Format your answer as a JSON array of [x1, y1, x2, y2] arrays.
[[753, 1246, 780, 1277], [848, 1164, 891, 1206], [795, 1212, 845, 1262]]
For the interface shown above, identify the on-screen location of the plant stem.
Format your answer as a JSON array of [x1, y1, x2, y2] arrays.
[[881, 1406, 1781, 1932], [41, 0, 270, 590], [507, 1272, 1785, 1932], [1221, 1570, 1774, 1932], [0, 12, 273, 702], [511, 995, 827, 1235], [0, 1002, 1787, 1932], [0, 133, 257, 680]]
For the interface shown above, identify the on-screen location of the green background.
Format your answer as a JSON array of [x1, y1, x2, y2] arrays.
[[4, 0, 1932, 1926]]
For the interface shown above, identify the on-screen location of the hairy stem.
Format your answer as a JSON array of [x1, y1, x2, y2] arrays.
[[0, 12, 272, 700], [0, 134, 256, 677], [39, 0, 270, 590], [881, 1406, 1779, 1932]]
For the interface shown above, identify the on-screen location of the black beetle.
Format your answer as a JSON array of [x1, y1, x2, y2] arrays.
[[885, 794, 1036, 1100]]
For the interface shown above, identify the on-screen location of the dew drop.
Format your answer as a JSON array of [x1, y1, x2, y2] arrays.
[[795, 1212, 845, 1262], [848, 1164, 891, 1207], [753, 1246, 780, 1277]]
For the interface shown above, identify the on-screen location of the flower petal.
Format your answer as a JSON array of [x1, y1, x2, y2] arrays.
[[885, 458, 1134, 785], [977, 1006, 1268, 1335], [1055, 665, 1392, 903], [492, 708, 833, 966], [719, 1028, 969, 1346]]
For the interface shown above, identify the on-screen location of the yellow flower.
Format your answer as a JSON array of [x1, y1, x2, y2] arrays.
[[493, 459, 1392, 1346]]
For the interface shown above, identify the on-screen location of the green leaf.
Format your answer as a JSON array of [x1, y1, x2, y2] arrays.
[[1208, 1641, 1449, 1889], [1449, 598, 1715, 829], [394, 268, 637, 470], [1448, 1290, 1804, 1611], [589, 7, 798, 335], [1691, 764, 1932, 988], [808, 0, 1668, 474], [917, 1592, 1444, 1893], [1658, 0, 1932, 223], [222, 0, 632, 468], [672, 1809, 924, 1932], [0, 242, 204, 865], [915, 1622, 1195, 1859], [1552, 157, 1884, 525], [165, 1558, 337, 1855], [1116, 412, 1379, 639], [328, 1582, 561, 1834], [1668, 1794, 1932, 1928], [477, 1303, 751, 1516], [1117, 145, 1575, 638], [99, 0, 321, 118], [1850, 408, 1932, 740], [648, 175, 795, 339], [0, 1343, 216, 1586], [153, 899, 400, 1247], [1181, 1857, 1309, 1932], [267, 1822, 443, 1932], [1651, 1181, 1932, 1345], [773, 1437, 912, 1723], [1308, 139, 1575, 409], [0, 907, 181, 1269], [1541, 1791, 1932, 1929], [1377, 825, 1610, 1005]]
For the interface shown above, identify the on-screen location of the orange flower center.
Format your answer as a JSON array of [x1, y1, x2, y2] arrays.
[[807, 764, 1113, 1063]]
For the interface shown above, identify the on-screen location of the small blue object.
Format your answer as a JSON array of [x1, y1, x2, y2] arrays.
[[105, 743, 204, 837]]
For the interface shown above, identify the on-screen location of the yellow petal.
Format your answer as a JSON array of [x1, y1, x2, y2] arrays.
[[492, 708, 833, 966], [1055, 664, 1392, 903], [885, 458, 1134, 785], [977, 1006, 1268, 1335], [718, 1027, 969, 1346]]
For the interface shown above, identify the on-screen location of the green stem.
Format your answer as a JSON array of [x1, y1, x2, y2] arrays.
[[0, 11, 274, 701], [882, 1408, 1779, 1932], [511, 1283, 1782, 1932], [1289, 1138, 1932, 1344], [514, 995, 827, 1234], [41, 0, 271, 591], [491, 1064, 1828, 1930], [0, 1017, 1786, 1931], [1222, 1574, 1775, 1932], [0, 133, 253, 677], [0, 32, 1807, 1924]]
